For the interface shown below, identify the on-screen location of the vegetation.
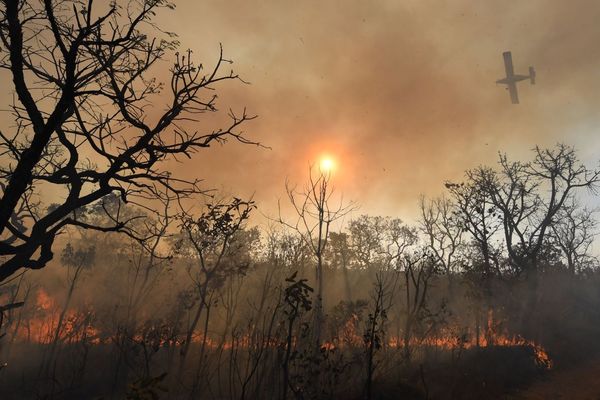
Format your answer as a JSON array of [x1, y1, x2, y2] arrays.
[[0, 144, 597, 399], [1, 1, 599, 399]]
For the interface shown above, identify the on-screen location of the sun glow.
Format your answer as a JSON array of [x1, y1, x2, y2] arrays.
[[319, 157, 335, 174]]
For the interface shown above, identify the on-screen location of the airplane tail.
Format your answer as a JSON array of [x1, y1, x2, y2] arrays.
[[529, 66, 536, 84]]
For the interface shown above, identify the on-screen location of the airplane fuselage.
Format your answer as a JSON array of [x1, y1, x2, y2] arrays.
[[496, 51, 535, 104]]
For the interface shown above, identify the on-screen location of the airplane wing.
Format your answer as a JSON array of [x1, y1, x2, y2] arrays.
[[511, 74, 530, 82], [507, 81, 519, 104], [503, 51, 515, 78]]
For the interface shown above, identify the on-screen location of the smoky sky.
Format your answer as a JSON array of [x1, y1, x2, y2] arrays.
[[6, 0, 600, 222], [157, 0, 600, 221]]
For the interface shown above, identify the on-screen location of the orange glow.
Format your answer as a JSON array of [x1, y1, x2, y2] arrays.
[[14, 290, 552, 370], [319, 156, 335, 174], [36, 289, 54, 311]]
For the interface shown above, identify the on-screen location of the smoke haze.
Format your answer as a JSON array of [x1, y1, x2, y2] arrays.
[[148, 0, 600, 217]]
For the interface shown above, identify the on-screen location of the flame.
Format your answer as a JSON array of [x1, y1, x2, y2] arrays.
[[11, 290, 552, 370], [325, 310, 552, 369], [385, 334, 552, 369], [36, 289, 54, 311], [11, 289, 99, 344]]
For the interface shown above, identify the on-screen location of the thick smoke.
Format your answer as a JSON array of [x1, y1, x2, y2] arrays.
[[151, 0, 600, 218]]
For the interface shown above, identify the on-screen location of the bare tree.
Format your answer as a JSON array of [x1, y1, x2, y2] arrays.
[[400, 250, 437, 361], [0, 0, 257, 282], [471, 145, 599, 275], [445, 178, 502, 279], [550, 198, 597, 274], [419, 195, 464, 283], [449, 145, 599, 338], [445, 175, 505, 345], [278, 164, 354, 347]]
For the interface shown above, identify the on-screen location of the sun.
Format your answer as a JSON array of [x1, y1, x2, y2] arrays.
[[319, 157, 335, 174]]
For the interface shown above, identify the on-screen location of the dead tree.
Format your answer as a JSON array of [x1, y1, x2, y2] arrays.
[[0, 0, 257, 282], [278, 165, 354, 348]]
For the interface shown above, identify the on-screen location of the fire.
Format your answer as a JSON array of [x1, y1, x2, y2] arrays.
[[36, 289, 54, 311], [385, 311, 553, 369], [387, 334, 552, 369], [12, 289, 100, 344], [9, 290, 553, 370], [325, 310, 552, 369]]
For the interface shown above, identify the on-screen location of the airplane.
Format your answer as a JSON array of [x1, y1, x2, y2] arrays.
[[496, 51, 535, 104]]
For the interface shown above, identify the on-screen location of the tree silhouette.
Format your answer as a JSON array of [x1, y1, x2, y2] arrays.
[[0, 0, 256, 282], [279, 163, 355, 348], [468, 144, 598, 275], [550, 199, 597, 274]]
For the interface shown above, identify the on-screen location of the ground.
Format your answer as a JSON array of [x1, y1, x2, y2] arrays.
[[508, 359, 600, 400]]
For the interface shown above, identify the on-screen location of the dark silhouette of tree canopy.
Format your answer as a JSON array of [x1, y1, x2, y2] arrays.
[[446, 144, 599, 277], [472, 145, 598, 275], [0, 0, 256, 282], [550, 199, 597, 274]]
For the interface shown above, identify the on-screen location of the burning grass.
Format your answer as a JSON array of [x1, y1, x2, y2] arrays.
[[14, 289, 552, 372]]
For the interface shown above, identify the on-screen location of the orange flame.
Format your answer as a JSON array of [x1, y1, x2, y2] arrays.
[[12, 290, 553, 370]]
